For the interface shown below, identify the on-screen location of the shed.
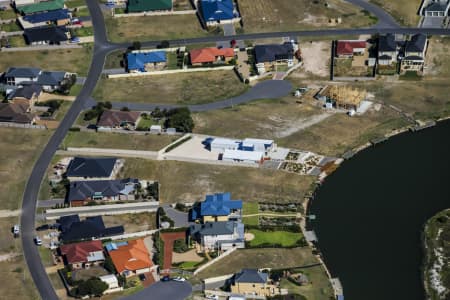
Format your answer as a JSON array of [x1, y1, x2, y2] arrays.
[[222, 149, 263, 164], [150, 125, 162, 133]]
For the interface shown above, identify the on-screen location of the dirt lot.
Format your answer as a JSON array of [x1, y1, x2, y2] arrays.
[[238, 0, 376, 33], [0, 46, 93, 76], [64, 131, 177, 151], [93, 71, 248, 105], [424, 37, 450, 78], [119, 159, 316, 204], [293, 41, 331, 78], [369, 0, 421, 26], [0, 257, 39, 300], [102, 212, 157, 232], [165, 135, 219, 160]]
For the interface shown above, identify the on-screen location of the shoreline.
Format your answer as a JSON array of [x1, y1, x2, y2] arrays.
[[303, 115, 450, 298]]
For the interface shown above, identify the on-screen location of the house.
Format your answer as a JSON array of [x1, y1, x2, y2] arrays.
[[24, 26, 69, 45], [209, 137, 241, 152], [419, 0, 450, 17], [99, 274, 120, 290], [377, 34, 399, 66], [254, 43, 294, 74], [58, 215, 124, 242], [108, 239, 154, 277], [126, 52, 167, 72], [14, 0, 37, 7], [189, 47, 235, 66], [400, 34, 428, 73], [6, 84, 42, 104], [4, 67, 41, 85], [37, 71, 68, 92], [127, 0, 172, 13], [67, 178, 139, 207], [316, 85, 366, 111], [19, 9, 71, 29], [200, 0, 235, 26], [336, 40, 367, 58], [189, 221, 245, 251], [191, 192, 242, 222], [59, 240, 105, 269], [222, 149, 264, 164], [65, 157, 121, 181], [17, 0, 65, 15], [230, 269, 281, 297], [0, 102, 36, 124], [241, 138, 274, 153], [97, 110, 141, 129]]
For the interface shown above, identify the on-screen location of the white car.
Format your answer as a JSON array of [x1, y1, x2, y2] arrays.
[[173, 276, 186, 282], [205, 295, 218, 300], [34, 236, 42, 246], [13, 224, 20, 235]]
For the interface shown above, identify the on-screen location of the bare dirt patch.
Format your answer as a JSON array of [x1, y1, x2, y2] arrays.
[[294, 41, 331, 78], [172, 249, 203, 263]]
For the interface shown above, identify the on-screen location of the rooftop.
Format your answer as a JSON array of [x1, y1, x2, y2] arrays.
[[405, 34, 427, 53], [68, 178, 139, 202], [37, 71, 66, 86], [189, 47, 234, 64], [5, 67, 41, 78], [108, 239, 152, 273], [97, 110, 141, 127], [18, 0, 64, 15], [23, 9, 70, 23], [59, 215, 124, 242], [24, 26, 68, 44], [223, 149, 264, 161], [201, 0, 234, 22], [190, 221, 243, 237], [60, 240, 104, 264], [127, 0, 172, 12], [7, 84, 42, 100], [66, 157, 117, 178], [254, 43, 294, 63], [234, 269, 268, 284], [336, 40, 367, 56], [127, 51, 167, 72], [192, 192, 242, 220], [0, 102, 34, 123]]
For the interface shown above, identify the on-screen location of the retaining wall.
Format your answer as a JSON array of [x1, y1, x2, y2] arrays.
[[114, 10, 196, 17], [108, 66, 234, 78]]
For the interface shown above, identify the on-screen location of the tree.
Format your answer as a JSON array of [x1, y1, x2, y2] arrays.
[[104, 256, 116, 273], [75, 277, 108, 297], [120, 106, 130, 111], [132, 41, 141, 50], [165, 107, 194, 133]]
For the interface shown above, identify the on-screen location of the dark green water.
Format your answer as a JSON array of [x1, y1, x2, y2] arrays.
[[309, 120, 450, 300]]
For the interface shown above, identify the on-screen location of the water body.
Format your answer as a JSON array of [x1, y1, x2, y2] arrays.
[[309, 120, 450, 300]]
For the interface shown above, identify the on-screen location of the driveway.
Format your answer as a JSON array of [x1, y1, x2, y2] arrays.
[[162, 204, 192, 228], [120, 281, 192, 300], [111, 80, 293, 112]]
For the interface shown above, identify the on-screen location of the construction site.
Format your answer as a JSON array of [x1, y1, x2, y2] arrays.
[[315, 85, 367, 111]]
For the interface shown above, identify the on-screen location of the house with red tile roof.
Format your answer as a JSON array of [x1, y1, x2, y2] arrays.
[[189, 47, 235, 66], [97, 110, 141, 130], [336, 40, 367, 58], [59, 240, 105, 269], [108, 239, 154, 277]]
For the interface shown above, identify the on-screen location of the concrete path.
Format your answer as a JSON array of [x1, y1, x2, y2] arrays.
[[112, 80, 293, 112], [37, 199, 65, 208], [162, 204, 193, 228]]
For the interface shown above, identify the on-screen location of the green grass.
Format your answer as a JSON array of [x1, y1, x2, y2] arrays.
[[0, 45, 93, 75], [38, 247, 53, 267], [65, 0, 86, 8], [136, 116, 158, 130], [167, 52, 180, 70], [69, 84, 83, 96], [399, 71, 422, 81], [104, 50, 125, 69], [0, 21, 20, 32], [54, 101, 73, 121], [242, 202, 259, 225], [93, 71, 248, 105], [280, 266, 334, 300], [248, 229, 303, 247], [73, 26, 94, 37], [8, 35, 26, 47], [0, 9, 17, 19], [177, 261, 203, 270], [63, 131, 177, 151]]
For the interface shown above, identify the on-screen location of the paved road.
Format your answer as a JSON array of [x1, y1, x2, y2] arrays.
[[345, 0, 399, 28], [120, 281, 192, 300], [111, 79, 293, 112]]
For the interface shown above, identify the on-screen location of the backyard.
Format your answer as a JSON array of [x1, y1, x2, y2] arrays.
[[242, 202, 259, 225], [248, 229, 303, 247], [119, 159, 316, 204], [0, 46, 93, 75], [238, 0, 377, 34], [63, 131, 178, 151], [93, 71, 247, 105]]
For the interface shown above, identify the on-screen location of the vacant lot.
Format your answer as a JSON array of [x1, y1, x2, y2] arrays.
[[63, 131, 177, 151], [248, 229, 302, 247], [104, 50, 125, 69], [94, 71, 247, 105], [0, 46, 93, 75], [0, 217, 21, 254], [424, 37, 450, 78], [239, 0, 376, 34], [103, 212, 157, 232], [370, 0, 421, 26], [193, 97, 324, 140], [196, 247, 321, 279], [119, 159, 316, 204], [105, 14, 216, 42], [0, 257, 39, 300], [0, 128, 51, 210]]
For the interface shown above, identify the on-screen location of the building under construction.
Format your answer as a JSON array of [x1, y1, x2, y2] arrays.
[[316, 85, 366, 111]]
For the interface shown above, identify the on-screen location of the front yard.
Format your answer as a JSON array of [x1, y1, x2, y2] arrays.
[[93, 71, 247, 105]]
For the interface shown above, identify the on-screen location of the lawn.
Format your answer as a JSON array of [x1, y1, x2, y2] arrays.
[[0, 45, 93, 75], [0, 9, 17, 19], [73, 7, 90, 17], [104, 14, 219, 43], [369, 0, 421, 26], [72, 26, 94, 37], [195, 247, 321, 279], [65, 0, 86, 8], [0, 21, 21, 32], [238, 0, 377, 34], [104, 50, 125, 69], [248, 229, 303, 247], [242, 202, 259, 225], [69, 84, 83, 96], [0, 257, 39, 300], [0, 128, 52, 210], [93, 71, 248, 105], [53, 101, 73, 121], [119, 159, 316, 204], [8, 35, 26, 47], [38, 247, 54, 267], [63, 131, 177, 151]]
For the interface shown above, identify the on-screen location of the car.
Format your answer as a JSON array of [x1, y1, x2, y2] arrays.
[[72, 20, 82, 25], [36, 224, 49, 231], [173, 276, 186, 282], [13, 224, 20, 236], [34, 236, 42, 246], [138, 274, 146, 281], [161, 275, 170, 282], [205, 295, 218, 300]]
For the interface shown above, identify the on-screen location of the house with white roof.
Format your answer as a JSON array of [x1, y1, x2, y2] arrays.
[[222, 149, 264, 164]]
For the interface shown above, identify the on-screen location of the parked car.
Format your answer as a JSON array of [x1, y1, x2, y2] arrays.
[[161, 275, 170, 282], [13, 224, 20, 237], [205, 295, 218, 300], [34, 236, 42, 246], [173, 276, 186, 282]]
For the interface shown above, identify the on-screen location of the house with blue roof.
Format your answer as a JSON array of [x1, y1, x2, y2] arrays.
[[191, 192, 243, 223], [200, 0, 237, 26], [126, 51, 167, 73], [19, 9, 71, 29]]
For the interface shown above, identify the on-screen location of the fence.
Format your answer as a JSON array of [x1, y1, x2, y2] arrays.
[[107, 229, 159, 240], [0, 122, 46, 129], [108, 66, 235, 78], [193, 248, 237, 275], [63, 147, 159, 159], [114, 10, 196, 18], [1, 44, 82, 51]]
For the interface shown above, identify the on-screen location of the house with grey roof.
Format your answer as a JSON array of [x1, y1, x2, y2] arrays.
[[400, 34, 428, 73], [3, 67, 70, 92], [37, 71, 68, 92], [6, 84, 42, 102], [66, 157, 123, 181], [67, 178, 140, 206], [253, 42, 295, 74], [4, 67, 41, 86], [230, 269, 281, 297], [24, 26, 69, 45], [377, 34, 400, 66], [419, 0, 450, 17], [189, 221, 245, 252]]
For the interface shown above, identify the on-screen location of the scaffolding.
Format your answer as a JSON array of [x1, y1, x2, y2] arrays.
[[321, 85, 366, 110]]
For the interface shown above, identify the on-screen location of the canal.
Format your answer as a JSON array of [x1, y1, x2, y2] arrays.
[[309, 120, 450, 300]]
